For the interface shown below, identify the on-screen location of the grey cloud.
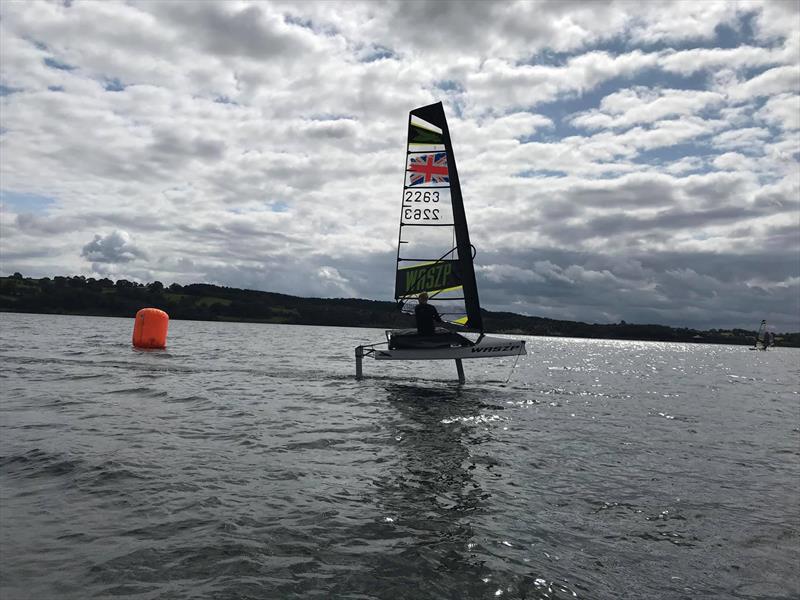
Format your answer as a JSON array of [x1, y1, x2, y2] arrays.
[[152, 3, 314, 60], [17, 210, 172, 237], [41, 134, 169, 184], [476, 247, 799, 331], [482, 264, 546, 284], [0, 245, 60, 260], [562, 205, 763, 241], [681, 172, 753, 207], [504, 169, 793, 246], [179, 219, 302, 247], [298, 119, 358, 140], [537, 200, 580, 220], [494, 171, 768, 242], [81, 230, 146, 263], [383, 1, 498, 50], [150, 129, 226, 162], [650, 250, 799, 286], [761, 223, 800, 254], [753, 189, 800, 213], [16, 212, 81, 235], [567, 176, 678, 208]]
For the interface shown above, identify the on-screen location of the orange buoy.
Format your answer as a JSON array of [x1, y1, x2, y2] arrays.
[[132, 308, 169, 349]]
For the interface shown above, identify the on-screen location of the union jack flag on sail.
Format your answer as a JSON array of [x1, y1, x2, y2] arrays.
[[407, 152, 449, 186]]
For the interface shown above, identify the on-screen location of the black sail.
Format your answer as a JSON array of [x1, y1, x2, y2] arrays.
[[393, 102, 483, 332]]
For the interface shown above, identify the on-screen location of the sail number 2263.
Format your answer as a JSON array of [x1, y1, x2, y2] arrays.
[[403, 190, 441, 221], [404, 207, 440, 221], [404, 190, 439, 203]]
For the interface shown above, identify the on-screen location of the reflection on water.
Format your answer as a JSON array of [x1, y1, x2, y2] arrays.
[[1, 314, 798, 600], [366, 384, 581, 600], [369, 384, 489, 598]]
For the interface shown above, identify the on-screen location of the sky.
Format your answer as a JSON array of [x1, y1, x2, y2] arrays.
[[1, 0, 799, 331]]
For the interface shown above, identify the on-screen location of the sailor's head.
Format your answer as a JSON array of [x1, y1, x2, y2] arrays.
[[418, 292, 429, 304]]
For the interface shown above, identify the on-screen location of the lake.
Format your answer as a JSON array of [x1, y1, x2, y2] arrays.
[[1, 312, 798, 599]]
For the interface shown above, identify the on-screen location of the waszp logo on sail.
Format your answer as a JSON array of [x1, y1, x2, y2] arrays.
[[405, 263, 450, 293], [402, 262, 457, 294]]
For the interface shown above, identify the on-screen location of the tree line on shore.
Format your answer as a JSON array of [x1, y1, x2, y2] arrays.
[[2, 273, 797, 347]]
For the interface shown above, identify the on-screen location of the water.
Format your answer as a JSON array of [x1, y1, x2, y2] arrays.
[[1, 313, 798, 600]]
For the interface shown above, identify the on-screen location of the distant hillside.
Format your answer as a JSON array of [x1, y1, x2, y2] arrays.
[[2, 274, 797, 347]]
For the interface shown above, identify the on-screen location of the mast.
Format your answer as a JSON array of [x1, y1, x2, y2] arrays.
[[409, 102, 483, 332]]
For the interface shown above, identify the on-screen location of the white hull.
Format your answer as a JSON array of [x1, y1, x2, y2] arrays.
[[373, 335, 525, 361]]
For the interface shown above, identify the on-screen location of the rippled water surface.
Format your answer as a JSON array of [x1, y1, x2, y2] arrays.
[[1, 313, 798, 599]]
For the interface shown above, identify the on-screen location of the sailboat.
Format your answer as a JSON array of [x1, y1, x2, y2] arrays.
[[355, 102, 526, 381], [751, 319, 773, 350]]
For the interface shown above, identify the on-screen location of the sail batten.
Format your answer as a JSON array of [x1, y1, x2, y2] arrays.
[[394, 102, 483, 332]]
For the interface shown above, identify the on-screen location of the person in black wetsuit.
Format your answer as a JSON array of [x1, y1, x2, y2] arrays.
[[415, 292, 442, 335]]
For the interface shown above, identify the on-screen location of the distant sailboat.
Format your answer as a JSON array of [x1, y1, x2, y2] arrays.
[[751, 320, 773, 351], [355, 102, 526, 382]]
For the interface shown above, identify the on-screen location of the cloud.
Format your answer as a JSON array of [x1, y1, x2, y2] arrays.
[[480, 264, 545, 284], [711, 127, 771, 151], [659, 45, 788, 76], [725, 65, 800, 101], [152, 3, 321, 61], [570, 87, 725, 131], [466, 50, 661, 114], [757, 93, 800, 130], [477, 246, 800, 331], [713, 152, 752, 171], [81, 230, 147, 263], [626, 1, 745, 44], [0, 0, 798, 331]]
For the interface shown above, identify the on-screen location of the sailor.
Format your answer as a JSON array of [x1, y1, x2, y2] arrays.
[[415, 292, 443, 335]]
